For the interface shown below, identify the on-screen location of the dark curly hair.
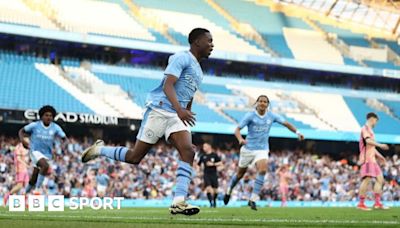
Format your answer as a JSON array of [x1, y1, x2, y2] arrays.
[[38, 105, 56, 118]]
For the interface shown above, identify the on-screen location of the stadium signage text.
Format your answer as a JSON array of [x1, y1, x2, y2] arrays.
[[9, 195, 124, 211], [24, 109, 118, 125]]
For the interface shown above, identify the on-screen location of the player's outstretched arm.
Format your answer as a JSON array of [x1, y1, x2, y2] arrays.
[[234, 127, 246, 145], [163, 75, 196, 126], [18, 128, 30, 149], [282, 121, 304, 141]]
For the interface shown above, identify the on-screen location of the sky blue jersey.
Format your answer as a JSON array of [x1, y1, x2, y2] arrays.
[[96, 174, 110, 186], [239, 110, 286, 150], [146, 51, 203, 113], [24, 121, 66, 158]]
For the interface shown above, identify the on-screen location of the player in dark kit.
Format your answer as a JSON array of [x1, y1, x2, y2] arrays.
[[197, 143, 222, 208]]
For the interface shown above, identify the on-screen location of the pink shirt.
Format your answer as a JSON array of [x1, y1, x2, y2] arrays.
[[359, 125, 377, 164], [14, 143, 28, 173], [279, 170, 291, 186]]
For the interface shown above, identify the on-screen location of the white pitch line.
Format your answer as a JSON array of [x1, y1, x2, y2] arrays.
[[46, 209, 218, 214], [0, 213, 399, 225]]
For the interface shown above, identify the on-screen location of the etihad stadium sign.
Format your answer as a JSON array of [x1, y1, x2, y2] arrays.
[[24, 109, 118, 125]]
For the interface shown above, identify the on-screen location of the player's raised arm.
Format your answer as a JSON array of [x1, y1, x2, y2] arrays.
[[282, 121, 304, 141]]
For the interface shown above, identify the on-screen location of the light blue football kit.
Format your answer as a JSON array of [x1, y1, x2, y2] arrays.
[[99, 50, 203, 200], [24, 120, 66, 190], [24, 121, 66, 165], [228, 110, 286, 201]]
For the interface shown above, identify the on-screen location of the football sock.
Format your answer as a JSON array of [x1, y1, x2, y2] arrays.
[[228, 175, 239, 195], [174, 161, 193, 200], [250, 173, 265, 202], [100, 146, 128, 162], [207, 193, 212, 205], [35, 174, 45, 189], [25, 184, 35, 194], [374, 193, 381, 204], [359, 195, 365, 204]]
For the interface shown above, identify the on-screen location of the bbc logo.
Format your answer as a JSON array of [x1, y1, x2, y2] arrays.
[[9, 195, 124, 211], [9, 195, 64, 212]]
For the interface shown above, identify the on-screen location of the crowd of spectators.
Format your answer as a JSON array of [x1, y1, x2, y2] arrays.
[[1, 135, 399, 202]]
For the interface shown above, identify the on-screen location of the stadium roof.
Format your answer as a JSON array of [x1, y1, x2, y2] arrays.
[[276, 0, 400, 37]]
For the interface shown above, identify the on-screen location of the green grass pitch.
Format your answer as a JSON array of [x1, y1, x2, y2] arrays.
[[0, 207, 399, 228]]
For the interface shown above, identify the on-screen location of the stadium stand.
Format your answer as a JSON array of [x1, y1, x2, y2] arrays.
[[48, 0, 155, 40], [283, 28, 344, 65], [139, 8, 265, 55], [374, 38, 400, 56], [343, 57, 360, 66], [199, 83, 233, 95], [344, 97, 400, 134], [0, 0, 398, 71], [228, 85, 334, 130], [133, 0, 233, 34], [363, 60, 399, 71], [95, 72, 160, 108], [1, 49, 399, 135], [222, 109, 247, 123], [214, 0, 312, 58], [204, 93, 248, 109], [94, 69, 234, 124], [192, 104, 231, 124], [0, 53, 92, 113], [63, 66, 143, 118], [380, 100, 400, 118], [290, 91, 361, 132], [0, 0, 58, 29], [318, 23, 371, 48]]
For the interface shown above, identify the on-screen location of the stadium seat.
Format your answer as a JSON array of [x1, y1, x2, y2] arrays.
[[192, 104, 231, 124], [0, 54, 93, 113], [343, 57, 360, 66], [344, 97, 400, 134], [199, 84, 232, 95], [133, 0, 232, 33], [137, 8, 266, 55], [214, 0, 312, 58], [363, 60, 399, 71], [283, 28, 344, 64], [0, 0, 58, 29], [291, 91, 360, 132], [373, 38, 400, 55], [381, 100, 400, 118], [317, 23, 371, 48], [96, 72, 160, 107], [48, 0, 155, 41]]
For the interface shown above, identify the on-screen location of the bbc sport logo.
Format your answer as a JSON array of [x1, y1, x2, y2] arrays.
[[9, 195, 124, 211]]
